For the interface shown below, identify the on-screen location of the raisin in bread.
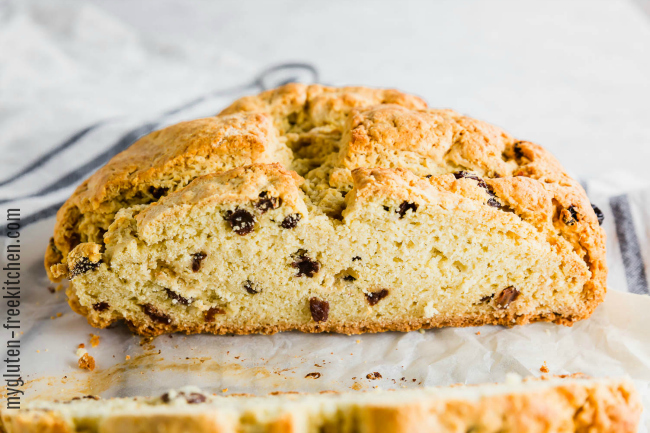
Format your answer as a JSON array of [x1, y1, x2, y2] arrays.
[[0, 377, 640, 433], [45, 84, 606, 336]]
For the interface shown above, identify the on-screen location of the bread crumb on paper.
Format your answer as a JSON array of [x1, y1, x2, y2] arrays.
[[78, 353, 95, 371], [90, 334, 100, 348]]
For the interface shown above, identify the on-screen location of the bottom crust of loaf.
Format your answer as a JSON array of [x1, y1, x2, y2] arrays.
[[0, 376, 641, 433], [67, 284, 585, 337]]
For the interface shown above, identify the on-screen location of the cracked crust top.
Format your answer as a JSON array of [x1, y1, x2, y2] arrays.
[[45, 83, 606, 316]]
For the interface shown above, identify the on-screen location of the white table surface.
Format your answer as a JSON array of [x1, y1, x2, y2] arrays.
[[87, 0, 650, 179], [2, 0, 650, 180]]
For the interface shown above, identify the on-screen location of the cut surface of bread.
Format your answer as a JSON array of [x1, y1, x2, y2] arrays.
[[0, 376, 640, 433], [45, 84, 607, 335]]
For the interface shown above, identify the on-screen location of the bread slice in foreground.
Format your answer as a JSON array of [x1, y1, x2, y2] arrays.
[[1, 376, 640, 433], [46, 84, 607, 335]]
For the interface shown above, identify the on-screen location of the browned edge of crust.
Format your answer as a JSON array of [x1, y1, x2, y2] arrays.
[[67, 284, 591, 337], [121, 310, 590, 337]]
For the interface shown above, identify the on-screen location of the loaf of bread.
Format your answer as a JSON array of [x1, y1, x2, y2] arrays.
[[1, 376, 640, 433], [45, 84, 606, 336]]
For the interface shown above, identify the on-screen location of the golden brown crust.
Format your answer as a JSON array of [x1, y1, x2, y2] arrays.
[[100, 413, 235, 433], [86, 114, 282, 205], [347, 167, 439, 206], [357, 379, 640, 433], [508, 140, 607, 312], [0, 410, 72, 433], [1, 378, 641, 433], [339, 106, 460, 173], [46, 84, 607, 335], [219, 83, 428, 131]]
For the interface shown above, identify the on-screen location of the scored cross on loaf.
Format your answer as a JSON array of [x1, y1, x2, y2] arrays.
[[44, 84, 606, 336]]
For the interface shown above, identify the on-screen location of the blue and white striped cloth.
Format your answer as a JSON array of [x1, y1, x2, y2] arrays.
[[0, 63, 318, 239], [583, 178, 650, 296]]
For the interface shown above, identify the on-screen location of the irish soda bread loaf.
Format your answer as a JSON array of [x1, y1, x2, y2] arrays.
[[45, 84, 606, 336], [0, 376, 640, 433]]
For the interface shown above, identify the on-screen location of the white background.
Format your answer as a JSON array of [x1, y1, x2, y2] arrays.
[[3, 0, 650, 178]]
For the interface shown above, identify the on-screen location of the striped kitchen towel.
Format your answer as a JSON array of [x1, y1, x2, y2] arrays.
[[0, 62, 318, 239], [583, 175, 650, 295]]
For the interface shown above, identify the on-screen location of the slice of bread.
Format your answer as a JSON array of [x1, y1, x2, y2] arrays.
[[46, 84, 606, 335], [1, 376, 640, 433]]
